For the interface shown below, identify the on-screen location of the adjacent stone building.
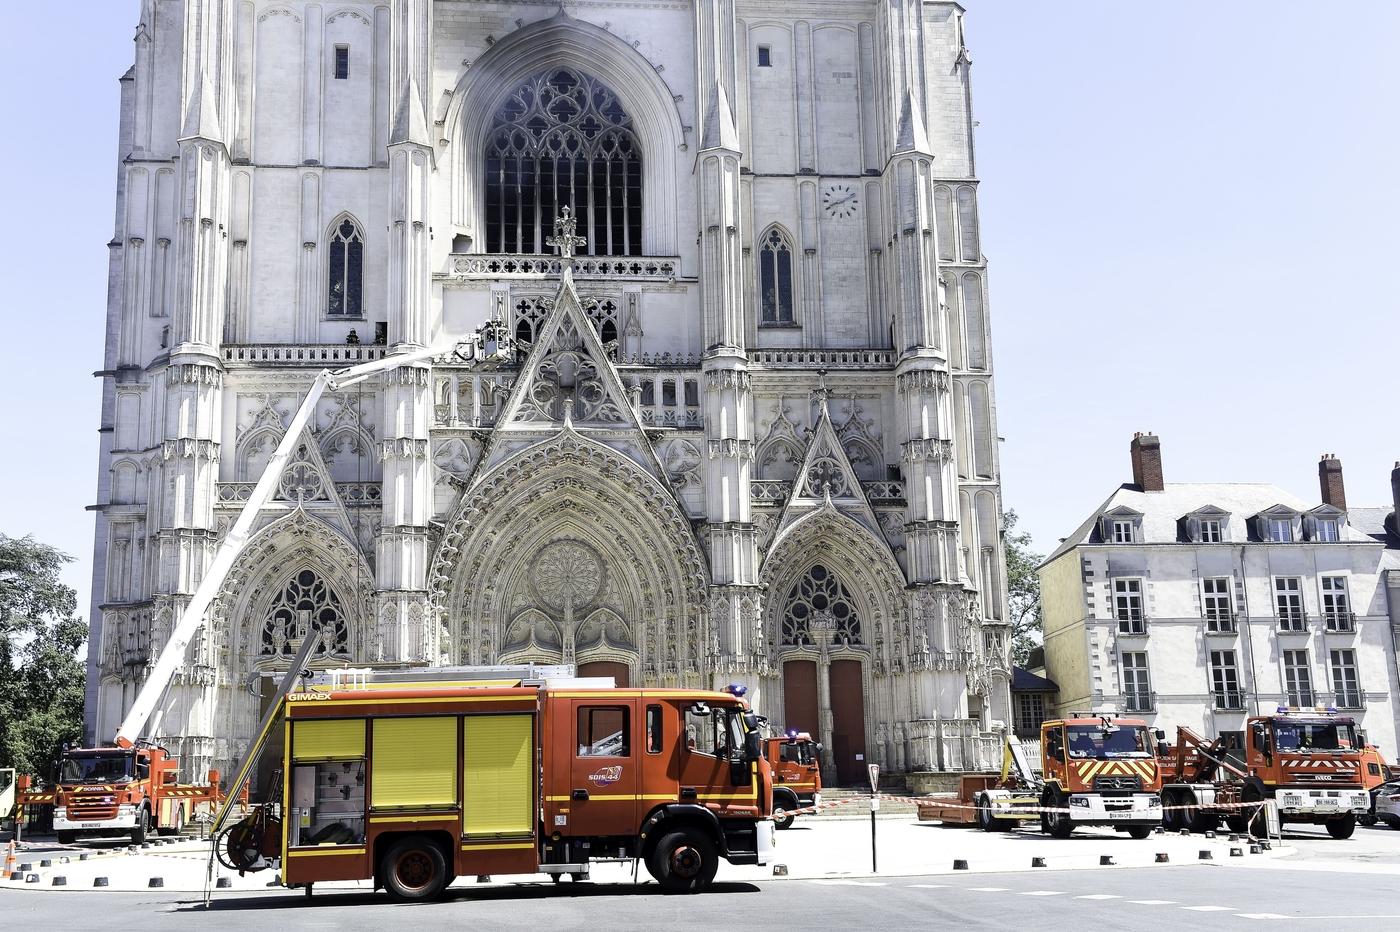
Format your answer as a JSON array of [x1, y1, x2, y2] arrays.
[[1039, 435, 1400, 758], [87, 0, 1011, 785]]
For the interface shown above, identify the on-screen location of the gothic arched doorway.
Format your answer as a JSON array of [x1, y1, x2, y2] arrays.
[[578, 660, 630, 687]]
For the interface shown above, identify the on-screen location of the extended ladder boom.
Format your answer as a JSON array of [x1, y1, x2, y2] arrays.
[[115, 325, 508, 748]]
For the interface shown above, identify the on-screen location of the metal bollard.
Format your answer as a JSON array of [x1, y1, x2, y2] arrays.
[[94, 877, 109, 887], [52, 876, 67, 886], [149, 877, 164, 888], [1230, 848, 1243, 857], [1099, 855, 1115, 866], [26, 874, 40, 884], [1198, 850, 1213, 860], [1155, 853, 1169, 863], [217, 877, 233, 889], [953, 859, 969, 871], [1031, 857, 1046, 868], [18, 862, 33, 872], [39, 859, 52, 867], [9, 871, 23, 881], [1249, 844, 1261, 854], [79, 853, 89, 861]]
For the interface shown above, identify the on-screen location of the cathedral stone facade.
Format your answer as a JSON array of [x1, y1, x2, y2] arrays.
[[87, 0, 1011, 786]]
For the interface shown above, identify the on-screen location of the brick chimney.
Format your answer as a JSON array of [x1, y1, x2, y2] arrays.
[[1318, 454, 1346, 511], [1130, 432, 1164, 492]]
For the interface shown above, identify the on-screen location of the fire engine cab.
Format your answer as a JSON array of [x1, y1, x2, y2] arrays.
[[766, 731, 822, 830], [1038, 712, 1162, 838], [219, 666, 775, 899]]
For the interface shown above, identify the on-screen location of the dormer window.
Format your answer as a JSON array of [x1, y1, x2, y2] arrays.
[[1111, 520, 1135, 544], [1182, 506, 1231, 544], [1265, 518, 1293, 542], [1314, 519, 1339, 542], [1200, 519, 1222, 543], [1100, 507, 1144, 545]]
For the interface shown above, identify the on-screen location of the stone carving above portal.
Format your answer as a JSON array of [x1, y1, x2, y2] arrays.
[[531, 539, 605, 611]]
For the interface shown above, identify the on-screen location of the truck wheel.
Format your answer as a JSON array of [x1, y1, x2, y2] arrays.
[[1126, 826, 1152, 840], [1325, 814, 1356, 840], [773, 790, 799, 830], [977, 795, 997, 832], [382, 837, 450, 902], [131, 807, 150, 845], [56, 831, 76, 845], [158, 807, 184, 838], [1383, 817, 1400, 830], [1042, 791, 1073, 839], [647, 829, 718, 894]]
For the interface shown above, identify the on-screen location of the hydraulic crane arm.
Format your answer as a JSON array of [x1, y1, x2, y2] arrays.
[[115, 324, 510, 749]]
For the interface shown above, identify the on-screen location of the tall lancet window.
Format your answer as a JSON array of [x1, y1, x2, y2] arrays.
[[485, 69, 643, 256], [327, 216, 364, 317], [759, 227, 795, 324]]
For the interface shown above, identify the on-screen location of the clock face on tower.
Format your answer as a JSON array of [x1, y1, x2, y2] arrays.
[[822, 183, 859, 219]]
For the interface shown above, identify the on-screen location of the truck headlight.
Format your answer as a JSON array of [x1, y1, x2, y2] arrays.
[[1070, 796, 1090, 808]]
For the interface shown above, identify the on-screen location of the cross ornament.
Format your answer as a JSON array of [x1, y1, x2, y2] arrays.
[[546, 206, 587, 264]]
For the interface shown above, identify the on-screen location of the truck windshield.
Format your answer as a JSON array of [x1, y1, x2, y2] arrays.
[[1066, 725, 1150, 759], [1274, 720, 1357, 752], [60, 752, 134, 784]]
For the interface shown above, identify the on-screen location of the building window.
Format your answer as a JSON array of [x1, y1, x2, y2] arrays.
[[1321, 576, 1353, 632], [1113, 578, 1146, 634], [1210, 650, 1244, 710], [1121, 652, 1152, 711], [757, 45, 772, 67], [1275, 577, 1305, 631], [485, 68, 642, 256], [1014, 693, 1046, 737], [1314, 518, 1340, 542], [327, 217, 364, 317], [1199, 519, 1223, 543], [1111, 520, 1135, 544], [1265, 517, 1294, 542], [334, 45, 349, 80], [261, 569, 350, 658], [759, 227, 796, 324], [1202, 577, 1234, 632], [781, 563, 862, 647], [1329, 649, 1362, 709], [1283, 649, 1314, 706]]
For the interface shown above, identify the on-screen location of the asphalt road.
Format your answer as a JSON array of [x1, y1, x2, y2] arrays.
[[5, 864, 1400, 932]]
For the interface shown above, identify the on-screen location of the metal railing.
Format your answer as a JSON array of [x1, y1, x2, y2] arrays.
[[1203, 609, 1237, 633], [1212, 689, 1246, 711], [1116, 610, 1148, 635], [1324, 610, 1356, 633], [1122, 690, 1155, 712], [1334, 689, 1363, 710], [1277, 606, 1308, 632]]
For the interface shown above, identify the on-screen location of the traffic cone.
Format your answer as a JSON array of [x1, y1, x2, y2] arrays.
[[3, 841, 16, 875]]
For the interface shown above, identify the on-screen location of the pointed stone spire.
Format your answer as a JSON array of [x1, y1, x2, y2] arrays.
[[181, 69, 224, 143], [894, 89, 931, 155], [390, 75, 432, 147], [700, 82, 741, 152]]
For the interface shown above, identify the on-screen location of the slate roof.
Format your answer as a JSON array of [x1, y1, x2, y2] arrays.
[[1012, 665, 1058, 693], [1045, 481, 1375, 564]]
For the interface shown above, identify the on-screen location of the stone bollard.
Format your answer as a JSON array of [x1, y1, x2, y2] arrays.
[[94, 877, 109, 887], [953, 860, 969, 871]]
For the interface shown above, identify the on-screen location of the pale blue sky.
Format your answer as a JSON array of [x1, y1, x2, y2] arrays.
[[1, 2, 1395, 616]]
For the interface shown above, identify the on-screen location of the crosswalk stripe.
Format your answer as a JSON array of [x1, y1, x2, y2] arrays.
[[1075, 895, 1120, 900], [1182, 906, 1234, 912], [1237, 914, 1289, 920], [908, 884, 947, 889], [969, 887, 1008, 892], [1019, 891, 1065, 896], [1128, 900, 1176, 905]]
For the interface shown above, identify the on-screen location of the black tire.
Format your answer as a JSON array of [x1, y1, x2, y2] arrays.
[[1161, 791, 1181, 833], [1182, 792, 1217, 834], [977, 795, 997, 832], [158, 806, 184, 838], [1236, 785, 1264, 836], [1325, 814, 1356, 840], [381, 837, 450, 902], [1126, 826, 1152, 840], [646, 829, 718, 894], [773, 791, 798, 831], [56, 831, 76, 845], [1383, 817, 1400, 830], [131, 807, 149, 845], [1042, 790, 1073, 839]]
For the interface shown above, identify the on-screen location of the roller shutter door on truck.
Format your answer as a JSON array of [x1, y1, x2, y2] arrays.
[[293, 720, 366, 761], [371, 717, 458, 808], [463, 714, 534, 837]]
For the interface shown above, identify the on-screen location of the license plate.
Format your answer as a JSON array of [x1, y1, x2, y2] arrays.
[[77, 823, 102, 829], [1313, 800, 1338, 809], [1106, 810, 1138, 820]]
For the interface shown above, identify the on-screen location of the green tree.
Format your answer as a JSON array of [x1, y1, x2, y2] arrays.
[[1002, 510, 1044, 668], [0, 534, 88, 778]]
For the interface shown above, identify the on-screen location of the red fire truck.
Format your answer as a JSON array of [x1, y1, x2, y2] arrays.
[[42, 745, 224, 844], [218, 668, 775, 898], [766, 731, 821, 829], [1038, 712, 1163, 838]]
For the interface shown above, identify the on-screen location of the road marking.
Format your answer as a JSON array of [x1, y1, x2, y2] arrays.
[[908, 884, 947, 889], [1236, 914, 1289, 920], [808, 880, 888, 887], [1128, 900, 1176, 905], [1075, 895, 1121, 900], [1019, 891, 1065, 896], [969, 887, 1008, 892], [1181, 906, 1235, 912]]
